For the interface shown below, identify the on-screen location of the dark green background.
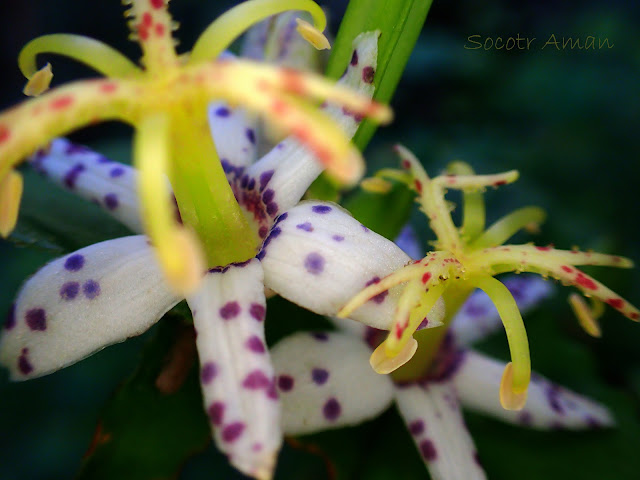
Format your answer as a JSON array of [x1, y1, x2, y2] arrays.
[[1, 0, 638, 479]]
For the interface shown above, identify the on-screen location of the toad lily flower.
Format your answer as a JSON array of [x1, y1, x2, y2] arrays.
[[0, 0, 391, 295], [270, 273, 614, 480], [0, 32, 434, 480], [339, 146, 639, 411]]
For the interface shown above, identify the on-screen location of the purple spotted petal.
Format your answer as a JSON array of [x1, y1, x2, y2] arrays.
[[187, 259, 280, 478], [0, 236, 180, 380]]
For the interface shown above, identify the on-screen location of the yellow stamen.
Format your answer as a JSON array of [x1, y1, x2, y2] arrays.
[[469, 207, 547, 250], [295, 18, 331, 50], [569, 293, 602, 338], [0, 170, 23, 238], [370, 337, 418, 374], [360, 177, 391, 193], [18, 34, 141, 80], [499, 362, 528, 410], [447, 161, 485, 242], [23, 63, 53, 97], [190, 0, 329, 63], [135, 113, 205, 295]]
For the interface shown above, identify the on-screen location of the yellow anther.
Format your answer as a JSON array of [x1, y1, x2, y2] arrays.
[[568, 293, 602, 338], [499, 362, 528, 411], [361, 177, 392, 194], [23, 63, 53, 97], [0, 170, 23, 238], [161, 228, 206, 295], [295, 18, 331, 50], [370, 337, 418, 374]]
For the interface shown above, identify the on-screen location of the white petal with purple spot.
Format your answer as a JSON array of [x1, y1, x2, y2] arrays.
[[451, 275, 553, 347], [208, 101, 258, 174], [260, 201, 411, 330], [245, 31, 380, 215], [30, 138, 142, 232], [453, 350, 614, 430], [271, 331, 394, 435], [0, 236, 179, 380], [187, 259, 280, 480], [395, 382, 487, 480]]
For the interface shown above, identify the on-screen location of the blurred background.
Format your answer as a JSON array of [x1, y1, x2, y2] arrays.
[[0, 0, 639, 478]]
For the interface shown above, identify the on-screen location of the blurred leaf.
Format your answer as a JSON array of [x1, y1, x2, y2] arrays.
[[77, 315, 211, 480], [343, 179, 414, 240], [327, 0, 434, 150]]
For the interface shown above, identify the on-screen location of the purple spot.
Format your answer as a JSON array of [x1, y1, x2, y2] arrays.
[[262, 189, 275, 203], [362, 66, 375, 84], [259, 170, 274, 191], [274, 212, 288, 224], [63, 163, 85, 189], [18, 348, 33, 375], [246, 335, 266, 354], [246, 128, 256, 144], [311, 205, 331, 214], [109, 167, 125, 178], [208, 401, 225, 425], [83, 280, 101, 299], [547, 386, 565, 415], [5, 304, 16, 330], [296, 222, 313, 232], [252, 443, 263, 452], [215, 106, 231, 117], [409, 419, 425, 436], [247, 178, 255, 190], [365, 277, 388, 304], [585, 415, 603, 429], [332, 235, 344, 242], [350, 50, 359, 66], [222, 422, 245, 442], [323, 397, 341, 421], [242, 370, 271, 389], [518, 411, 533, 426], [220, 301, 240, 320], [64, 254, 85, 271], [266, 202, 278, 217], [311, 368, 329, 385], [258, 226, 268, 239], [304, 252, 325, 274], [311, 332, 329, 342], [416, 317, 429, 331], [419, 439, 437, 461], [97, 156, 112, 164], [361, 224, 370, 232], [278, 375, 294, 392], [104, 193, 119, 210], [266, 379, 279, 400], [60, 281, 80, 300], [201, 362, 218, 384], [249, 303, 265, 322], [25, 309, 46, 331], [65, 143, 90, 155], [240, 175, 249, 188]]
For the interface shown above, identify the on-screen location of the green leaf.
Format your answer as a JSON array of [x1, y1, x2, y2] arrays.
[[77, 314, 211, 480], [327, 0, 434, 151], [343, 179, 414, 240]]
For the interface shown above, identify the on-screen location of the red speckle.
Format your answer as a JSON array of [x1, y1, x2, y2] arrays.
[[362, 66, 375, 84], [281, 69, 305, 95], [607, 298, 624, 309], [422, 272, 432, 284], [402, 160, 411, 170], [561, 265, 573, 273], [50, 95, 74, 110], [154, 23, 165, 36], [535, 246, 552, 251], [142, 12, 153, 27], [575, 272, 597, 291], [150, 0, 164, 8], [99, 82, 117, 93], [494, 180, 507, 186], [0, 125, 9, 143], [414, 179, 423, 193], [395, 323, 406, 339], [630, 312, 639, 320], [138, 25, 150, 41], [271, 99, 288, 115]]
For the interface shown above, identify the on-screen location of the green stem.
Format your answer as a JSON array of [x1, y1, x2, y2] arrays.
[[169, 108, 258, 267]]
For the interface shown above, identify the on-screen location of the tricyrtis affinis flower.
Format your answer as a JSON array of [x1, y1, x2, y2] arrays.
[[339, 145, 638, 410], [0, 0, 390, 295]]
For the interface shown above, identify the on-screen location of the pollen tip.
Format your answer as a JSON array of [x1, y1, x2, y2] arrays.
[[0, 170, 23, 238], [23, 62, 53, 97], [295, 18, 331, 50], [162, 229, 206, 296], [370, 338, 417, 374], [361, 177, 392, 194], [569, 293, 602, 338], [499, 362, 528, 411]]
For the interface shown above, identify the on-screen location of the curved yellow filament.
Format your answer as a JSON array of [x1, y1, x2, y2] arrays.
[[0, 170, 23, 238], [18, 34, 142, 80], [468, 275, 530, 395], [447, 161, 485, 242], [470, 206, 546, 250], [135, 114, 205, 295], [189, 0, 328, 63]]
